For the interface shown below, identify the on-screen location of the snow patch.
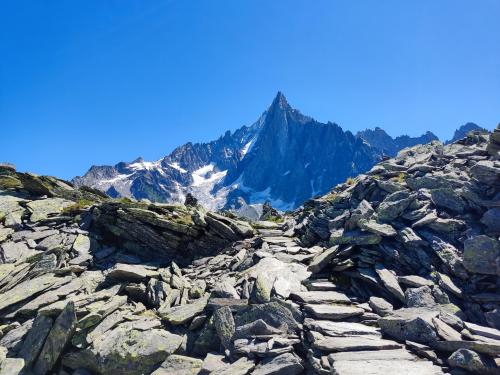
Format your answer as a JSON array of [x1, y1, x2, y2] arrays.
[[168, 162, 187, 174]]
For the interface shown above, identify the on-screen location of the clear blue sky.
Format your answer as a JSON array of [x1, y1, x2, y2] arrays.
[[1, 1, 499, 179]]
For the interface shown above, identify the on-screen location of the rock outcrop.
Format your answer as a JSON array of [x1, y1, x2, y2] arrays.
[[1, 130, 499, 374]]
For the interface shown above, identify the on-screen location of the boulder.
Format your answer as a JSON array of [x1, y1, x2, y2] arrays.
[[162, 297, 208, 325], [368, 297, 393, 317], [463, 235, 500, 275], [448, 348, 499, 374], [378, 307, 439, 344], [18, 314, 53, 368], [430, 188, 465, 213], [481, 208, 500, 235], [374, 264, 405, 303], [26, 198, 74, 222], [251, 353, 303, 375]]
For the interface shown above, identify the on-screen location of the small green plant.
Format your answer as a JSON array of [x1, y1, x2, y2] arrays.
[[323, 192, 338, 202], [62, 198, 94, 214], [346, 177, 355, 185], [397, 172, 406, 183], [118, 197, 133, 204], [267, 215, 284, 223]]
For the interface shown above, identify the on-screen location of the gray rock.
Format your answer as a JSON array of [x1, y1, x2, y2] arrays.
[[289, 291, 350, 305], [374, 264, 405, 303], [463, 235, 500, 275], [91, 327, 184, 375], [304, 304, 364, 320], [200, 353, 229, 374], [307, 246, 339, 273], [152, 355, 203, 375], [304, 319, 380, 337], [211, 357, 255, 375], [233, 319, 284, 340], [481, 208, 500, 235], [27, 198, 74, 222], [470, 160, 500, 187], [405, 286, 436, 308], [398, 275, 434, 288], [161, 296, 208, 325], [0, 358, 25, 375], [212, 278, 239, 299], [432, 317, 461, 341], [235, 302, 300, 334], [34, 301, 77, 375], [313, 336, 402, 352], [369, 297, 393, 317], [430, 188, 465, 213], [377, 191, 413, 222], [213, 306, 235, 350], [18, 314, 53, 368], [251, 353, 303, 375], [253, 273, 273, 303], [107, 263, 149, 281], [358, 219, 397, 237], [448, 348, 499, 374], [0, 241, 38, 263], [378, 307, 439, 344], [330, 229, 382, 246]]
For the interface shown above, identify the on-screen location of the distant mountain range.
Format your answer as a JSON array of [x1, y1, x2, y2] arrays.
[[73, 93, 487, 210]]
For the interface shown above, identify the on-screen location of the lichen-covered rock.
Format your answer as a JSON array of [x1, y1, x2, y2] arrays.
[[463, 235, 500, 275]]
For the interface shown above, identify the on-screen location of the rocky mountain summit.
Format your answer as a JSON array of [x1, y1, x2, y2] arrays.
[[74, 92, 452, 211], [0, 126, 499, 374]]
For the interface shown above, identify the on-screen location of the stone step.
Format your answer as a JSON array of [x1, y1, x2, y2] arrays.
[[304, 304, 364, 320], [304, 280, 339, 291], [289, 291, 351, 304], [313, 335, 402, 352], [330, 358, 445, 375]]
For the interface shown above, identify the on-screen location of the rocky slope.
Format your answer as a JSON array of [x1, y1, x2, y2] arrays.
[[74, 92, 447, 211], [0, 126, 499, 374]]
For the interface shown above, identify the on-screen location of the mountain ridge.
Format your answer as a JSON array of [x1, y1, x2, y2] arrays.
[[73, 92, 489, 210]]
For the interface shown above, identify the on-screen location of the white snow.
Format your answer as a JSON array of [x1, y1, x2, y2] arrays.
[[188, 164, 229, 210], [168, 162, 187, 174], [240, 136, 257, 159]]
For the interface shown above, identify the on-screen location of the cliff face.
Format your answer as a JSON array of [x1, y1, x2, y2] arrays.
[[0, 126, 499, 374]]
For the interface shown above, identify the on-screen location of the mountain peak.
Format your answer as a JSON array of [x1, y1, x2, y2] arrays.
[[270, 91, 290, 111]]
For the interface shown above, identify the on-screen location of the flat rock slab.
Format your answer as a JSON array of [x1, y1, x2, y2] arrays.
[[331, 359, 445, 375], [251, 353, 303, 375], [305, 281, 338, 291], [328, 349, 416, 362], [304, 319, 380, 337], [313, 335, 402, 352], [304, 304, 364, 320], [151, 355, 203, 375], [162, 297, 208, 325], [27, 198, 74, 222], [289, 291, 351, 304]]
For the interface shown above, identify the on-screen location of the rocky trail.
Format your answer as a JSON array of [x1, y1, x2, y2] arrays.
[[0, 126, 499, 374]]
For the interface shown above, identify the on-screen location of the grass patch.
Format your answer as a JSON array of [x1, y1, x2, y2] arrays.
[[62, 198, 95, 214], [266, 215, 284, 223], [346, 177, 355, 185]]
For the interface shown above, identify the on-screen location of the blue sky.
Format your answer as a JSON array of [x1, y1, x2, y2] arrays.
[[1, 1, 499, 179]]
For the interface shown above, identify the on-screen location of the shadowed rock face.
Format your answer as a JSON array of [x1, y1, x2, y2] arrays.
[[0, 130, 499, 375]]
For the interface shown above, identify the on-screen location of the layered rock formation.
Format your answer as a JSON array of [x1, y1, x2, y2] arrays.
[[0, 126, 499, 374]]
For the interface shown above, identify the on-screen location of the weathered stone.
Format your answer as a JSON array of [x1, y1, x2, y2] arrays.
[[378, 307, 439, 344], [405, 286, 436, 308], [307, 246, 338, 273], [368, 297, 393, 317], [398, 275, 434, 288], [18, 314, 53, 367], [432, 340, 500, 357], [304, 304, 364, 320], [200, 353, 229, 374], [358, 219, 397, 237], [161, 297, 208, 325], [463, 235, 500, 275], [0, 358, 25, 375], [152, 355, 203, 375], [27, 198, 74, 222], [207, 358, 253, 375], [233, 319, 284, 340], [289, 291, 350, 305], [430, 188, 465, 213], [253, 272, 273, 303], [107, 263, 149, 281], [34, 301, 77, 375], [251, 353, 303, 375], [481, 208, 500, 235], [212, 278, 239, 299], [330, 229, 381, 246], [235, 302, 300, 333], [0, 274, 71, 312], [0, 241, 38, 263], [213, 306, 235, 350], [374, 264, 405, 303], [313, 336, 402, 352], [91, 327, 183, 375], [448, 348, 499, 374], [304, 319, 380, 337]]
